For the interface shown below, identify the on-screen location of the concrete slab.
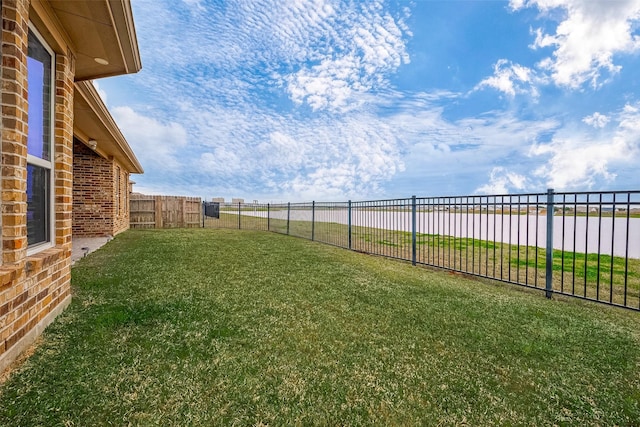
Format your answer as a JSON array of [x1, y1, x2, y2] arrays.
[[71, 236, 112, 265]]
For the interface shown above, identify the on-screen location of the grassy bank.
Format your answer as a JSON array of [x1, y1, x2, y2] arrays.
[[207, 213, 640, 307], [0, 229, 638, 425]]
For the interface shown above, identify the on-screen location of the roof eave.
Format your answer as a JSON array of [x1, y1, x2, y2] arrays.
[[74, 81, 144, 174]]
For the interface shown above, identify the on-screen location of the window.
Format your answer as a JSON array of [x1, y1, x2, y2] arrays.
[[116, 166, 121, 215], [125, 174, 129, 214], [26, 27, 54, 249], [26, 164, 50, 245]]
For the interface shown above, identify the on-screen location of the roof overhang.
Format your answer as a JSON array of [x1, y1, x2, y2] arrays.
[[74, 81, 144, 174], [32, 0, 141, 81]]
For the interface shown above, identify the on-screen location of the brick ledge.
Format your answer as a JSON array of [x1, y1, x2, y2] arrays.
[[0, 294, 71, 374], [25, 246, 70, 277]]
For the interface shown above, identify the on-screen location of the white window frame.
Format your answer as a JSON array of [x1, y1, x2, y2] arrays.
[[26, 24, 55, 255]]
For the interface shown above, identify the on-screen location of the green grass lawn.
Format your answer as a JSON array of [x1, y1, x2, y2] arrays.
[[207, 213, 640, 308], [1, 229, 639, 425]]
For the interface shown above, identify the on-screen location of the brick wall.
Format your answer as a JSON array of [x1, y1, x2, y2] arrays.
[[0, 0, 73, 373], [54, 51, 75, 248], [72, 139, 131, 237], [114, 164, 131, 235], [0, 247, 71, 370], [2, 0, 29, 267]]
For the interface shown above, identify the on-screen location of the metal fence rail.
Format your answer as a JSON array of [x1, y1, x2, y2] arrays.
[[203, 190, 640, 311]]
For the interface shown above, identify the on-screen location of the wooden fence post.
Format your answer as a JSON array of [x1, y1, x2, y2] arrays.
[[182, 197, 187, 228], [155, 196, 163, 229]]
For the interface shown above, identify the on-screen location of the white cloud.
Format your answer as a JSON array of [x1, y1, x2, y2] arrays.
[[173, 94, 406, 200], [530, 103, 640, 189], [620, 103, 640, 131], [476, 167, 529, 194], [120, 0, 640, 200], [133, 0, 410, 115], [531, 139, 622, 189], [126, 0, 413, 192], [195, 130, 308, 179], [181, 0, 205, 10], [511, 0, 640, 88], [582, 112, 610, 129], [286, 66, 355, 111], [280, 1, 411, 111], [391, 99, 559, 195], [92, 81, 108, 105], [475, 59, 541, 97], [111, 106, 188, 172], [257, 131, 308, 170]]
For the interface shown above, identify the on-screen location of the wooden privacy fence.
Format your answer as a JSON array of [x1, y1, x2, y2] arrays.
[[130, 194, 202, 229]]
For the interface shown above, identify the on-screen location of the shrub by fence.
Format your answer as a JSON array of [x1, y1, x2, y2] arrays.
[[130, 194, 202, 229], [204, 190, 640, 311]]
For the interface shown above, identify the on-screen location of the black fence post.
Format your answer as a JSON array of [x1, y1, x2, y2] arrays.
[[311, 201, 315, 241], [545, 188, 554, 298], [238, 202, 241, 229], [287, 202, 291, 235], [412, 195, 417, 266], [348, 200, 352, 250], [267, 203, 270, 231], [202, 201, 205, 228]]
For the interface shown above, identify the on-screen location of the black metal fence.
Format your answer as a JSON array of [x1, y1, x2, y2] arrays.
[[204, 190, 640, 311]]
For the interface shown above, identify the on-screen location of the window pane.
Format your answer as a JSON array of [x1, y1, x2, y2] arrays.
[[27, 164, 50, 246], [116, 166, 121, 214], [27, 30, 52, 161]]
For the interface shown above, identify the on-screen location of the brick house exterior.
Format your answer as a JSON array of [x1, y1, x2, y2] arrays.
[[0, 0, 142, 372], [72, 140, 133, 237], [72, 81, 143, 238]]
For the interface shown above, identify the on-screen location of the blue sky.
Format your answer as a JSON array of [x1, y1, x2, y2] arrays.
[[96, 0, 640, 202]]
